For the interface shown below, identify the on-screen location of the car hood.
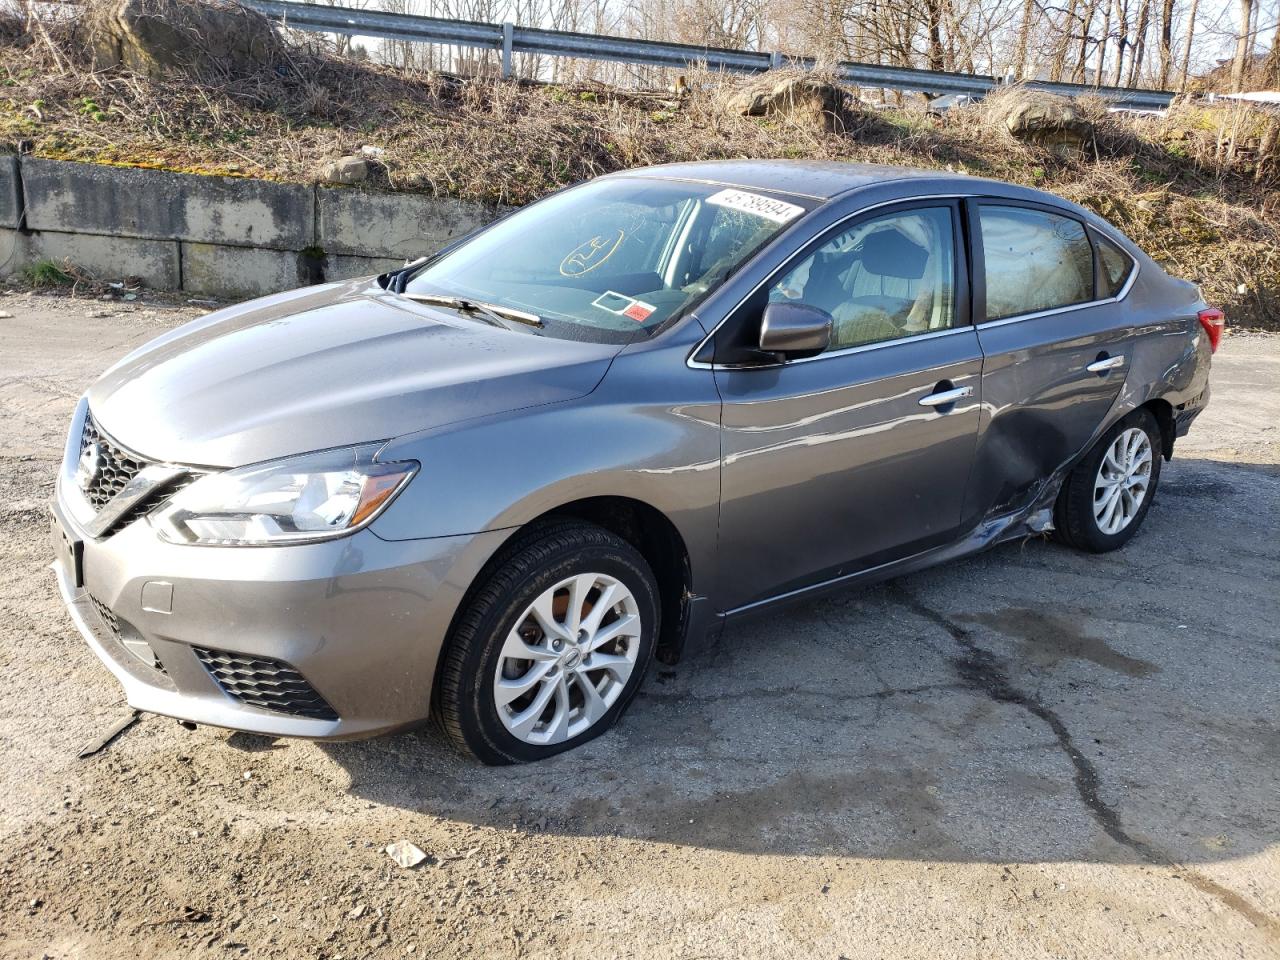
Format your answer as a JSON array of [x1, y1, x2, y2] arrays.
[[87, 280, 620, 467]]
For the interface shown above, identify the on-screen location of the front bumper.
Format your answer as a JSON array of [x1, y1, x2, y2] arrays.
[[51, 483, 510, 740]]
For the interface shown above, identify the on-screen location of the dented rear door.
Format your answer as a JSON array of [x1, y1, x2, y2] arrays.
[[962, 199, 1133, 526]]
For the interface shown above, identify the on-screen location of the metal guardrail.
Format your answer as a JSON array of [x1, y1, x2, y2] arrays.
[[242, 0, 1176, 109]]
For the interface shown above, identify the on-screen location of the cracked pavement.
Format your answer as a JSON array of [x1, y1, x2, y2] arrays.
[[0, 293, 1277, 959]]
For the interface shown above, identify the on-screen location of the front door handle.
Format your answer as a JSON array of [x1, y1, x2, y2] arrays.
[[1086, 354, 1126, 374], [918, 385, 973, 407]]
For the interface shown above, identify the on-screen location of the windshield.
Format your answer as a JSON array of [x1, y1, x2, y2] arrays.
[[402, 178, 812, 343]]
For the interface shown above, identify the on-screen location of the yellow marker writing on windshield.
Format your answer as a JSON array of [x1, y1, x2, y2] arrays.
[[560, 229, 625, 276]]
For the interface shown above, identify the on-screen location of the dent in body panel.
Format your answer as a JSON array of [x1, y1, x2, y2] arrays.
[[723, 256, 1212, 625], [966, 303, 1134, 527], [966, 271, 1207, 537], [949, 311, 1208, 554]]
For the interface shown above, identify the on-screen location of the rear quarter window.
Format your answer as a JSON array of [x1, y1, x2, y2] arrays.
[[1095, 231, 1136, 298], [979, 205, 1095, 320]]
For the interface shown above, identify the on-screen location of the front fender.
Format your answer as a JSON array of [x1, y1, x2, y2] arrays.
[[370, 343, 723, 597]]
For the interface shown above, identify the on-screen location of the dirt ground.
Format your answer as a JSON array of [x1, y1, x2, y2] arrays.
[[0, 289, 1277, 960]]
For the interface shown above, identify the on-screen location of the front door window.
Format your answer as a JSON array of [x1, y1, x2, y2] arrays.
[[768, 207, 957, 350]]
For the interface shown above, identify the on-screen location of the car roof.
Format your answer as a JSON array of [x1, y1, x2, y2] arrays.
[[611, 159, 965, 201], [610, 159, 1115, 242]]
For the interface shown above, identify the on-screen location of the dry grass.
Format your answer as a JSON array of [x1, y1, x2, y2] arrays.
[[2, 7, 1279, 328]]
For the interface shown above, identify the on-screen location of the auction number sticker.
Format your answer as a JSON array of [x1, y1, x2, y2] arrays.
[[706, 189, 804, 224]]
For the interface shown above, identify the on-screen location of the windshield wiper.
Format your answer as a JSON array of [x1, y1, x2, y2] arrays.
[[403, 293, 543, 329]]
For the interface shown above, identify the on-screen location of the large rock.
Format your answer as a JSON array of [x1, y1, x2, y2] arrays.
[[86, 0, 283, 78], [997, 90, 1094, 158], [727, 75, 848, 132], [321, 156, 371, 186]]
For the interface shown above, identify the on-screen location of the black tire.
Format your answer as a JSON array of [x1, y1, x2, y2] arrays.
[[433, 521, 659, 765], [1053, 408, 1163, 553]]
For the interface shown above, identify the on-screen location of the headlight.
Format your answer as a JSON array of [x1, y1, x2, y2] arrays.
[[150, 444, 417, 546]]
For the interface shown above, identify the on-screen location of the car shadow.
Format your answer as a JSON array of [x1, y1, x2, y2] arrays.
[[312, 456, 1279, 869]]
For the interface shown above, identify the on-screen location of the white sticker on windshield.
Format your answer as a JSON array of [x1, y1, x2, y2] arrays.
[[592, 291, 658, 323], [706, 188, 804, 224]]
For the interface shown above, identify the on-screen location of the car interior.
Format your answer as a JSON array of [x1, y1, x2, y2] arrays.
[[770, 208, 956, 350]]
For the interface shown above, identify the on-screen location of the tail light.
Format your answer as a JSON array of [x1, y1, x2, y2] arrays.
[[1197, 308, 1225, 353]]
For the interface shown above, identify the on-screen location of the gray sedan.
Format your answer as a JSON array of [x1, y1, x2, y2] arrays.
[[50, 161, 1220, 763]]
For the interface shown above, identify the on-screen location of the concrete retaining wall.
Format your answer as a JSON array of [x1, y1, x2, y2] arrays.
[[0, 158, 506, 299], [0, 157, 20, 229]]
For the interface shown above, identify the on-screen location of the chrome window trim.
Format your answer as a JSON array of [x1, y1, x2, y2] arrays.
[[688, 324, 974, 370], [685, 194, 971, 371], [685, 194, 1145, 371]]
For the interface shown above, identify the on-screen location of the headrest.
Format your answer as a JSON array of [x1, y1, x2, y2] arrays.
[[859, 227, 930, 280]]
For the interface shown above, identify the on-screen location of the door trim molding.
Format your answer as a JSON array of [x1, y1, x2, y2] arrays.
[[690, 323, 977, 371]]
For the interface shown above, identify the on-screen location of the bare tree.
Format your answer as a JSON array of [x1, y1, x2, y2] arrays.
[[1111, 0, 1131, 84], [1126, 0, 1151, 85], [1157, 0, 1175, 86], [1231, 0, 1254, 89], [1179, 0, 1200, 88]]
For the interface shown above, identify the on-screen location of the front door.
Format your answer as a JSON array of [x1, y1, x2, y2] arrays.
[[712, 202, 983, 613]]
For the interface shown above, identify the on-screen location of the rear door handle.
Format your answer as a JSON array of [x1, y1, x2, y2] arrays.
[[1086, 355, 1126, 374], [918, 385, 973, 407]]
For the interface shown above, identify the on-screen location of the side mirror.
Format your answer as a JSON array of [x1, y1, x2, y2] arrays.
[[758, 301, 832, 361]]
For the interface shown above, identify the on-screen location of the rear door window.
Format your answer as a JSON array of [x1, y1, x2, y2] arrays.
[[979, 205, 1095, 320]]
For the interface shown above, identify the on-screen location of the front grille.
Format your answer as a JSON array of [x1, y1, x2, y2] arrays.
[[112, 474, 196, 530], [77, 412, 190, 536], [194, 647, 339, 721], [79, 414, 150, 510]]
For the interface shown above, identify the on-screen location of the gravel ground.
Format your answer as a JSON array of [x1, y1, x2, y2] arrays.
[[0, 290, 1277, 960]]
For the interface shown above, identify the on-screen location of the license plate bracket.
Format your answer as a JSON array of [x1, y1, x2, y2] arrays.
[[52, 512, 84, 589]]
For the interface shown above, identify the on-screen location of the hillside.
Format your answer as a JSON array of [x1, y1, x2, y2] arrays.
[[2, 7, 1279, 329]]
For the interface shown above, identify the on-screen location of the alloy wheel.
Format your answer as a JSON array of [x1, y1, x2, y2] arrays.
[[1093, 426, 1153, 535], [493, 573, 642, 746]]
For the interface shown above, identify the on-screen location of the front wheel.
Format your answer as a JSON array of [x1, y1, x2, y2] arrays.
[[1053, 408, 1163, 553], [434, 522, 658, 764]]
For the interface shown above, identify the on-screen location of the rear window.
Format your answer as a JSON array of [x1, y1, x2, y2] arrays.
[[979, 206, 1095, 321], [1095, 232, 1135, 298]]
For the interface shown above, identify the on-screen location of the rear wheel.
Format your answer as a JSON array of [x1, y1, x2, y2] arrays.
[[1053, 408, 1162, 553], [434, 522, 658, 764]]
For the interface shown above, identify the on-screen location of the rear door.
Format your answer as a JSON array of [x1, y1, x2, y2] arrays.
[[964, 200, 1138, 525], [711, 201, 983, 612]]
